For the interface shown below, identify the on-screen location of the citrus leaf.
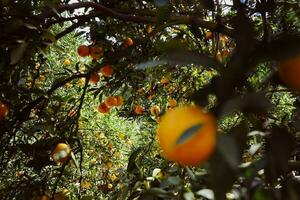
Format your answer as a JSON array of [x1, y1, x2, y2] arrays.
[[176, 123, 203, 145]]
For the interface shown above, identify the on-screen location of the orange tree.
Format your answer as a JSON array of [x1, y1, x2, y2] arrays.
[[1, 0, 300, 199]]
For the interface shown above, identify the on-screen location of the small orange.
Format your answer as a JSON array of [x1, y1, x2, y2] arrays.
[[89, 73, 100, 84], [100, 65, 113, 77], [105, 96, 118, 107], [160, 77, 170, 85], [98, 102, 110, 113], [134, 105, 144, 115], [150, 105, 160, 116], [205, 31, 213, 39], [63, 59, 71, 65], [146, 25, 153, 34], [54, 188, 70, 200], [115, 96, 124, 106], [278, 55, 300, 92], [40, 195, 51, 200], [90, 46, 104, 60], [123, 37, 134, 48], [77, 45, 90, 57], [50, 143, 72, 165], [0, 101, 9, 120], [168, 98, 177, 107], [157, 105, 217, 166]]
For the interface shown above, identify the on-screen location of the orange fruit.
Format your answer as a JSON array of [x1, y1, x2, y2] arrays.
[[63, 59, 71, 65], [100, 65, 113, 77], [146, 25, 153, 34], [115, 96, 124, 106], [160, 77, 170, 85], [50, 143, 72, 165], [89, 73, 100, 84], [123, 37, 134, 48], [134, 105, 144, 115], [105, 96, 118, 107], [0, 101, 9, 120], [54, 188, 70, 200], [98, 102, 110, 113], [90, 46, 104, 60], [168, 98, 177, 108], [157, 105, 217, 166], [77, 45, 90, 57], [40, 195, 51, 200], [150, 105, 160, 116], [278, 55, 300, 92], [205, 31, 213, 39]]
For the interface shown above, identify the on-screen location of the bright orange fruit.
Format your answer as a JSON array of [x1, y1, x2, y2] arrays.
[[89, 73, 100, 84], [123, 37, 134, 48], [134, 105, 144, 115], [115, 96, 124, 106], [98, 102, 110, 113], [77, 45, 90, 57], [90, 46, 103, 60], [100, 65, 113, 77], [105, 96, 118, 107], [157, 105, 217, 166]]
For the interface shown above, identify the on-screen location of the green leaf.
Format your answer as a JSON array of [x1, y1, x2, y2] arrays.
[[176, 123, 203, 145], [10, 42, 28, 65]]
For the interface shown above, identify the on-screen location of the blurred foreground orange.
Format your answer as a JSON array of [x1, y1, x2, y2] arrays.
[[278, 55, 300, 92], [157, 105, 217, 166]]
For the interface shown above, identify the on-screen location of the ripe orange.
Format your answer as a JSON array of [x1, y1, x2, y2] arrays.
[[89, 73, 100, 84], [115, 96, 124, 106], [0, 101, 9, 120], [77, 45, 90, 57], [50, 143, 72, 165], [105, 96, 118, 107], [150, 105, 160, 116], [157, 105, 217, 166], [146, 25, 153, 34], [90, 46, 104, 60], [40, 195, 51, 200], [205, 31, 213, 39], [54, 188, 70, 200], [168, 98, 177, 108], [123, 37, 134, 48], [98, 102, 110, 113], [278, 55, 300, 92], [134, 105, 144, 114], [160, 77, 170, 85], [63, 59, 71, 65], [100, 65, 113, 77]]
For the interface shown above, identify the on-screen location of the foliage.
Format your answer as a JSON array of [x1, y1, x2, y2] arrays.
[[1, 0, 300, 200]]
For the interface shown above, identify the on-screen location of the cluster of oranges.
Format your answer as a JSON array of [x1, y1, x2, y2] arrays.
[[98, 96, 124, 114], [133, 98, 177, 117], [89, 65, 113, 84], [77, 37, 133, 60], [77, 45, 104, 60]]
